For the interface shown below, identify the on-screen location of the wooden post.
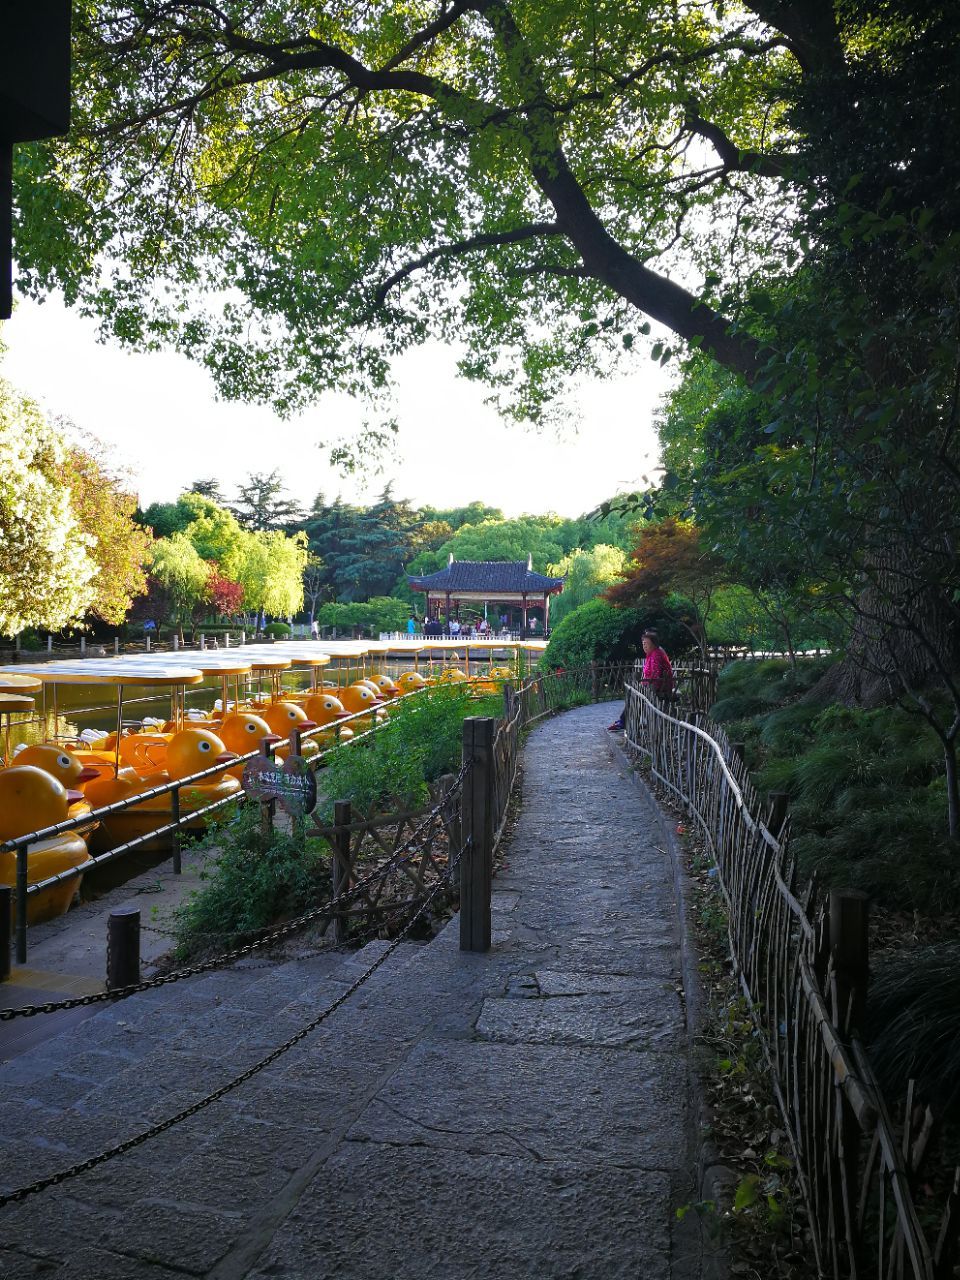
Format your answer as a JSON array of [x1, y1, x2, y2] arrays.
[[0, 884, 10, 982], [107, 907, 141, 990], [289, 728, 305, 844], [502, 681, 514, 721], [768, 791, 789, 837], [259, 737, 275, 840], [590, 660, 599, 702], [460, 717, 494, 952], [830, 889, 869, 1034], [332, 800, 351, 943]]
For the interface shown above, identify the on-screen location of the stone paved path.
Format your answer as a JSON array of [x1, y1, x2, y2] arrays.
[[0, 704, 707, 1280]]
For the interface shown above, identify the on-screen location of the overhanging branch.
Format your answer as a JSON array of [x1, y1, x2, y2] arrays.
[[373, 223, 563, 305], [684, 104, 796, 180]]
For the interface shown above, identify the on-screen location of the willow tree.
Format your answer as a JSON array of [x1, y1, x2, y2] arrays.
[[11, 3, 960, 686]]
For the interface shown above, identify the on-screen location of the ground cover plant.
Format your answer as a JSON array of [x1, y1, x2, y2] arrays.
[[171, 804, 332, 961], [712, 655, 960, 1170], [318, 682, 503, 820], [711, 658, 960, 914]]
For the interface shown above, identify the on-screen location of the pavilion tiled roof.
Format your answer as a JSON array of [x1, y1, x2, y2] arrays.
[[407, 560, 564, 594]]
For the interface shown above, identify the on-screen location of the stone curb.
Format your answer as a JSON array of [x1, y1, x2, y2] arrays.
[[603, 728, 730, 1280]]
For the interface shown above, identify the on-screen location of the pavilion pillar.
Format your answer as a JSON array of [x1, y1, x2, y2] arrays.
[[445, 591, 452, 632], [544, 593, 551, 633], [521, 594, 528, 638]]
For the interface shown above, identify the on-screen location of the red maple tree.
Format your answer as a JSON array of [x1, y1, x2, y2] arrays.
[[605, 518, 725, 658], [206, 567, 245, 618]]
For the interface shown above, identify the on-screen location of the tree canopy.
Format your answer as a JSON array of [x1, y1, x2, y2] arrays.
[[0, 382, 152, 634], [55, 433, 153, 626], [232, 470, 306, 530], [16, 0, 915, 415]]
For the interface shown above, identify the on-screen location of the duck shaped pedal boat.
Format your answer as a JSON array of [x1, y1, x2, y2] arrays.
[[0, 767, 93, 924], [86, 728, 241, 853], [396, 671, 428, 695], [259, 702, 321, 762], [368, 674, 399, 700], [9, 744, 101, 837], [302, 693, 355, 745], [339, 683, 386, 728], [217, 712, 280, 781]]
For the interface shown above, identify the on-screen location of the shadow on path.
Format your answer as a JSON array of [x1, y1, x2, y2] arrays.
[[0, 704, 711, 1280]]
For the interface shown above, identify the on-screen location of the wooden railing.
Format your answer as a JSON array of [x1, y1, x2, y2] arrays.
[[623, 681, 960, 1280]]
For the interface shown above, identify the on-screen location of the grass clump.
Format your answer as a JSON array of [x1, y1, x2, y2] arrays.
[[173, 804, 331, 961], [867, 943, 960, 1121]]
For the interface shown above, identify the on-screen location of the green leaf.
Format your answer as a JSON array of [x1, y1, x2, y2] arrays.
[[733, 1175, 760, 1211]]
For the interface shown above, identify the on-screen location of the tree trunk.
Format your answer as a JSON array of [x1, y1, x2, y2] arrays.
[[810, 542, 960, 707], [945, 739, 960, 841]]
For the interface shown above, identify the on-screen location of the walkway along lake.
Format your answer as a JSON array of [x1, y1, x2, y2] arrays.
[[0, 702, 711, 1279]]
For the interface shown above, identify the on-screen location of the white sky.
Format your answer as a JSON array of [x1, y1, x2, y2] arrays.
[[0, 294, 669, 518]]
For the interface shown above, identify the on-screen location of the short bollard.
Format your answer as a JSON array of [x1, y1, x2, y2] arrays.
[[107, 907, 141, 990], [0, 885, 11, 982]]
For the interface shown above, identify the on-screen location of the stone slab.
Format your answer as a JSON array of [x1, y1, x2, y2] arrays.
[[348, 1039, 687, 1171], [245, 1143, 673, 1280], [476, 976, 684, 1051]]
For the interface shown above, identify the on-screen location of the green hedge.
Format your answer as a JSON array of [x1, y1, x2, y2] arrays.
[[542, 599, 692, 670]]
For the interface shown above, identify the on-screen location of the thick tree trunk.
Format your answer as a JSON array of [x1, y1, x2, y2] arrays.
[[810, 537, 960, 707], [945, 741, 960, 841]]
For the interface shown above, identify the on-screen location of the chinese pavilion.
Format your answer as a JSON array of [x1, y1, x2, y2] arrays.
[[407, 555, 564, 634]]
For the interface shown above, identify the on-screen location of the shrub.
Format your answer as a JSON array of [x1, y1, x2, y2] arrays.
[[319, 683, 501, 820], [316, 597, 411, 635], [543, 598, 691, 670], [172, 804, 331, 960], [711, 694, 766, 723], [263, 621, 291, 638], [711, 657, 958, 911]]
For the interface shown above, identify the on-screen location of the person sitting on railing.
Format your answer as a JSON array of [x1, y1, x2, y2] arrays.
[[608, 629, 674, 731]]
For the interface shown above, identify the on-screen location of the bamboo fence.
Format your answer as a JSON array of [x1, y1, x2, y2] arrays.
[[622, 679, 960, 1280]]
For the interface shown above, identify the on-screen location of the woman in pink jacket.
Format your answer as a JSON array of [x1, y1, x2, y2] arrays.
[[609, 630, 674, 731]]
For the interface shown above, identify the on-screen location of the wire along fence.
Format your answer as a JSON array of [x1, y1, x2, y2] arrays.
[[622, 680, 960, 1280]]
